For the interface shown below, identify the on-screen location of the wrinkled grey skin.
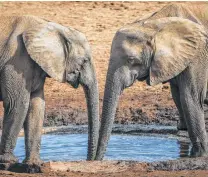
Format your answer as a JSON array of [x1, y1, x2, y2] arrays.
[[0, 16, 99, 164], [96, 4, 208, 160], [137, 3, 208, 131]]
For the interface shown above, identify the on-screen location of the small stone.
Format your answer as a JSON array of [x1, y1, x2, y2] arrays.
[[8, 163, 43, 173], [0, 163, 11, 170]]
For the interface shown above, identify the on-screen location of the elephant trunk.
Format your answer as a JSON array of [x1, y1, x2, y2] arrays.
[[96, 70, 122, 160], [82, 67, 100, 160]]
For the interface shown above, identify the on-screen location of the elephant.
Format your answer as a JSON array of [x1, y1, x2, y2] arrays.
[[136, 3, 208, 131], [0, 15, 99, 164], [95, 3, 208, 160]]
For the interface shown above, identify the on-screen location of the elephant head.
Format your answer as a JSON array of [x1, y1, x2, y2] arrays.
[[96, 17, 207, 160], [22, 21, 99, 160]]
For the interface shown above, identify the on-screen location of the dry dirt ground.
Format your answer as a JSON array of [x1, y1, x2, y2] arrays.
[[0, 159, 208, 177], [0, 1, 208, 176], [0, 170, 208, 177]]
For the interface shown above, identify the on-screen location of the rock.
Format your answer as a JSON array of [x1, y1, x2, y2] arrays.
[[148, 157, 208, 171], [0, 163, 11, 170], [0, 163, 50, 173]]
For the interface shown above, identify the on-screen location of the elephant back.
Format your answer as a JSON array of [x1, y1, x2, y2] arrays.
[[135, 4, 206, 30], [0, 16, 47, 72]]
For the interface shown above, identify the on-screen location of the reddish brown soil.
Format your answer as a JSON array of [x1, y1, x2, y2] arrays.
[[0, 160, 208, 177], [0, 170, 207, 177], [0, 1, 207, 176]]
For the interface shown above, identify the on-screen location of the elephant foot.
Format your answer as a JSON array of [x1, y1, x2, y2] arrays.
[[23, 156, 44, 166], [0, 153, 18, 163], [190, 142, 208, 157], [177, 121, 187, 131]]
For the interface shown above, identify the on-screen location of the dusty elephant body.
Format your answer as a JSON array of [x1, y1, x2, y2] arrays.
[[137, 3, 208, 131], [96, 3, 208, 160], [0, 16, 99, 164]]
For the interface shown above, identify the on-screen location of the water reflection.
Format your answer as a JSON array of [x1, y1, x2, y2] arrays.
[[178, 141, 190, 157], [14, 134, 190, 162]]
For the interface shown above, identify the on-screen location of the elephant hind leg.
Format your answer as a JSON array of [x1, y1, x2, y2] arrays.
[[178, 73, 208, 157], [0, 65, 31, 163], [170, 81, 187, 130], [23, 87, 45, 165]]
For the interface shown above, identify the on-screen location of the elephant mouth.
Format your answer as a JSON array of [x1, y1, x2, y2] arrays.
[[121, 73, 138, 93], [138, 75, 148, 81], [68, 73, 80, 88], [71, 80, 80, 88]]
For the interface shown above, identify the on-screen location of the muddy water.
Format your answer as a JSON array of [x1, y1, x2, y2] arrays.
[[14, 134, 190, 162]]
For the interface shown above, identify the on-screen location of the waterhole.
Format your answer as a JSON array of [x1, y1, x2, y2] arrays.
[[14, 134, 190, 162]]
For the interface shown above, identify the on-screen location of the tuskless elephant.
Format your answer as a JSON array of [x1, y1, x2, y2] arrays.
[[135, 3, 208, 131], [96, 3, 208, 160], [0, 16, 99, 164]]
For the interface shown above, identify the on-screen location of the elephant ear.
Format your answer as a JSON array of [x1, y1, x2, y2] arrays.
[[149, 17, 207, 86], [23, 22, 69, 82]]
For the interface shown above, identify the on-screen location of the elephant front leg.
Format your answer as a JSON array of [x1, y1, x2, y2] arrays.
[[180, 87, 208, 157], [0, 69, 31, 163], [170, 82, 187, 130], [0, 95, 30, 164], [23, 88, 45, 165]]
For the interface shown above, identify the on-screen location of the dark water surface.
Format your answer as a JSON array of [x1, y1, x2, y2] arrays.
[[14, 134, 190, 162]]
